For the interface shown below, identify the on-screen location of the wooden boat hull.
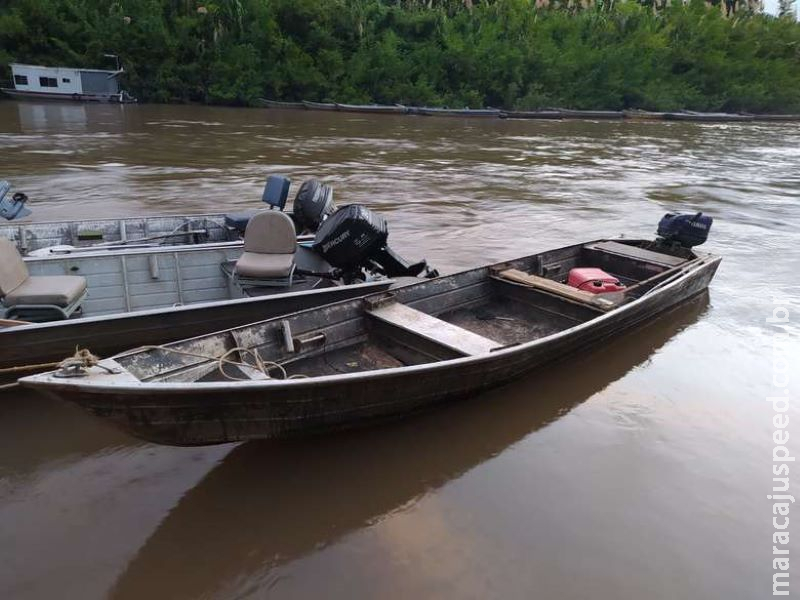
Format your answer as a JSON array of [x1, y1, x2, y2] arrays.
[[500, 111, 564, 120], [416, 108, 501, 117], [258, 99, 305, 109], [747, 114, 800, 122], [622, 110, 667, 120], [302, 100, 338, 111], [663, 112, 753, 122], [335, 103, 407, 114], [22, 240, 721, 445], [501, 109, 624, 120], [557, 109, 625, 120]]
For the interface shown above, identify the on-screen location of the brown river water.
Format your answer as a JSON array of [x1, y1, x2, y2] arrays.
[[0, 101, 798, 599]]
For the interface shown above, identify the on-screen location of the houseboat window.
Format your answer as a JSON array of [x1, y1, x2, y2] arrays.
[[39, 77, 58, 87], [13, 75, 28, 85], [62, 78, 71, 83]]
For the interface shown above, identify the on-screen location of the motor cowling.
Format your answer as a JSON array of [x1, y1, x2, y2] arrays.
[[313, 204, 387, 270], [313, 204, 436, 279], [293, 179, 335, 232], [657, 212, 712, 248]]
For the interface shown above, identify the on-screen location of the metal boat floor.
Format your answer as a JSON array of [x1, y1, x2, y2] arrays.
[[436, 297, 574, 346], [282, 341, 407, 378], [194, 343, 406, 382]]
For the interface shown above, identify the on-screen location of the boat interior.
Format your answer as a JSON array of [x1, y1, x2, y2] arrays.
[[115, 239, 703, 384], [1, 214, 237, 256], [0, 175, 320, 257], [0, 226, 340, 324]]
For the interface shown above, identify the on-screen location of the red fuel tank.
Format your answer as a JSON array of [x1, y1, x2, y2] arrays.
[[568, 268, 626, 294]]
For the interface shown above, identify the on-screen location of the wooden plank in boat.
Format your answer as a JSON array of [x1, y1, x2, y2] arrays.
[[366, 301, 503, 357], [493, 269, 620, 311], [585, 241, 685, 267]]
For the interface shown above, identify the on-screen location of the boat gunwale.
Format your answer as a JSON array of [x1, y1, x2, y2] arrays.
[[20, 245, 721, 393], [21, 239, 245, 261], [0, 279, 391, 334], [1, 211, 236, 229]]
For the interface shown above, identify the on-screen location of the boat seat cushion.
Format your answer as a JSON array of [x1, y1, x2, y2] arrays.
[[235, 252, 295, 278], [224, 211, 257, 234], [4, 275, 87, 307], [235, 211, 297, 278], [243, 211, 297, 254], [0, 237, 29, 295]]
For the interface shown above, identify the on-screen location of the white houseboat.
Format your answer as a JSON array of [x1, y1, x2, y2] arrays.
[[2, 63, 136, 103]]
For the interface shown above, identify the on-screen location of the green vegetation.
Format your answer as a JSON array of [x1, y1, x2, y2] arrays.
[[1, 0, 799, 112]]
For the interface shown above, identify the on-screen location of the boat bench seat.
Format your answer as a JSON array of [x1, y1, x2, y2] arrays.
[[367, 301, 503, 357], [0, 238, 87, 320]]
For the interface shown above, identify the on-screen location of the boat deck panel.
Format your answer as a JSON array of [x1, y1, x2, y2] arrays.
[[367, 302, 503, 357], [585, 241, 686, 267], [281, 341, 407, 379]]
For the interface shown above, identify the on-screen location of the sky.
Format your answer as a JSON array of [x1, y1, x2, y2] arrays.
[[762, 0, 799, 16], [763, 0, 778, 14]]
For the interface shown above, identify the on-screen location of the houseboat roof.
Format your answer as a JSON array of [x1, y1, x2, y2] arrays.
[[10, 63, 123, 75]]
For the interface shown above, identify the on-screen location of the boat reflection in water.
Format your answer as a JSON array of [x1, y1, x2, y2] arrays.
[[107, 292, 709, 600]]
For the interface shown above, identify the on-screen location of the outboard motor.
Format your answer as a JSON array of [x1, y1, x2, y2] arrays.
[[313, 204, 436, 280], [293, 179, 336, 233], [0, 181, 32, 221], [656, 212, 713, 248]]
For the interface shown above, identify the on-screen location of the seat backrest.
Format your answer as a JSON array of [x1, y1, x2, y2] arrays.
[[0, 237, 29, 296], [243, 211, 296, 255], [261, 175, 291, 210]]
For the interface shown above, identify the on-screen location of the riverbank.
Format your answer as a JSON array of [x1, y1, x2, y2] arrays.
[[3, 0, 800, 114]]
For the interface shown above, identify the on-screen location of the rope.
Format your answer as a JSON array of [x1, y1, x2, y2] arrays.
[[57, 348, 101, 371], [0, 347, 102, 391], [0, 360, 61, 374], [0, 348, 101, 375], [0, 344, 307, 390], [137, 345, 308, 381]]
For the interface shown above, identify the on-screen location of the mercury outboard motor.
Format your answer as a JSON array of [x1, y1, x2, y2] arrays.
[[656, 212, 713, 248], [313, 204, 436, 280], [293, 179, 336, 232]]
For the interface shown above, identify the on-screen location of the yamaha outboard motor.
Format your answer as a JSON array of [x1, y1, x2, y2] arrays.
[[656, 212, 713, 248], [313, 204, 436, 280], [0, 181, 32, 221], [293, 179, 336, 233]]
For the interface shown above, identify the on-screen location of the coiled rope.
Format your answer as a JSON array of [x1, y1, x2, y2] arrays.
[[137, 345, 308, 381], [140, 346, 308, 381]]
